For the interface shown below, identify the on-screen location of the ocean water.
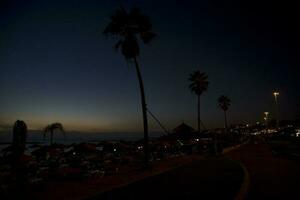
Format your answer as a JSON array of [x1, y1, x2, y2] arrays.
[[0, 131, 164, 152], [0, 131, 164, 146]]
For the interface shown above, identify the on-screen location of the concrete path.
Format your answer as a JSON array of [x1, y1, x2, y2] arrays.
[[89, 158, 243, 200]]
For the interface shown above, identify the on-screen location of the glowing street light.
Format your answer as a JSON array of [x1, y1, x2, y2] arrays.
[[273, 92, 279, 97], [264, 112, 269, 118], [264, 112, 269, 123], [264, 111, 269, 131], [273, 91, 280, 128]]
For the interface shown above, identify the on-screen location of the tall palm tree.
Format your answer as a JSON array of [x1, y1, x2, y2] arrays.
[[103, 7, 156, 167], [188, 71, 209, 133], [218, 95, 231, 131], [44, 123, 65, 145]]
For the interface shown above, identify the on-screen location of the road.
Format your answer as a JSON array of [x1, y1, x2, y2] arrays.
[[227, 143, 300, 199]]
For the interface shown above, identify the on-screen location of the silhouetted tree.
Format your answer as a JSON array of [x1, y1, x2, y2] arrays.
[[218, 95, 231, 131], [188, 71, 209, 133], [44, 123, 65, 145], [12, 120, 27, 161], [103, 6, 156, 167], [12, 120, 28, 198]]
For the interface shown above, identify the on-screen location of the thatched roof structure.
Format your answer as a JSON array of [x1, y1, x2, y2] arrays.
[[173, 122, 195, 134]]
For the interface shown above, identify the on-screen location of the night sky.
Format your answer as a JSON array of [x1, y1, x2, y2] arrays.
[[0, 0, 299, 132]]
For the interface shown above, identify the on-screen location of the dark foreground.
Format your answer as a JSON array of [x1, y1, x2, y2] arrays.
[[88, 158, 243, 200], [227, 143, 300, 199]]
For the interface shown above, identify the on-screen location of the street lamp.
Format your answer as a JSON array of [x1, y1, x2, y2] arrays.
[[264, 112, 269, 132], [273, 92, 279, 98], [273, 92, 280, 128], [264, 112, 269, 118], [264, 112, 269, 122]]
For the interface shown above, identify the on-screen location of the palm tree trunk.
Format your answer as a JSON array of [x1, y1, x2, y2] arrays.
[[198, 94, 201, 133], [133, 57, 149, 168], [224, 111, 228, 133], [50, 131, 53, 145]]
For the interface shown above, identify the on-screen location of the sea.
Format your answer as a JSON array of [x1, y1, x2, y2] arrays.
[[0, 131, 164, 151]]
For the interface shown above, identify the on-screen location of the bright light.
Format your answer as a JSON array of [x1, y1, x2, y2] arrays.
[[264, 112, 269, 116], [273, 92, 279, 96]]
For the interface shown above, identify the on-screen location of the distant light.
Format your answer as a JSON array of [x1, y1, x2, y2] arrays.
[[73, 152, 76, 155], [96, 146, 104, 151], [195, 139, 199, 142], [273, 92, 279, 96], [296, 130, 300, 137], [113, 148, 117, 152]]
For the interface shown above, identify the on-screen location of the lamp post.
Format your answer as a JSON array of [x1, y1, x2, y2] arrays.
[[273, 92, 280, 128], [264, 112, 269, 131]]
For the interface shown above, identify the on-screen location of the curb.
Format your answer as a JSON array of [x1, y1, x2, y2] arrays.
[[222, 144, 242, 154], [234, 161, 250, 200], [222, 141, 249, 155], [223, 143, 250, 200]]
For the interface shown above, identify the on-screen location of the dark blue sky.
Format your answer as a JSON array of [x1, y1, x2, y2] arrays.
[[0, 0, 299, 132]]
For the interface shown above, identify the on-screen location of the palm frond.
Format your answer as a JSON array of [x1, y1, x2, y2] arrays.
[[114, 40, 123, 51], [44, 125, 50, 133], [218, 95, 231, 111], [44, 123, 65, 136], [140, 31, 156, 44], [103, 6, 155, 60], [52, 123, 65, 132], [188, 70, 209, 95], [121, 36, 140, 59]]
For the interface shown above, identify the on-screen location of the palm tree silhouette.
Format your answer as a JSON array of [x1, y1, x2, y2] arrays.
[[188, 71, 209, 133], [44, 123, 65, 145], [103, 7, 156, 167], [218, 95, 231, 131]]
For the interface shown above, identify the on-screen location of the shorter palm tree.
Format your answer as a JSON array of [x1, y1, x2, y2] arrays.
[[44, 123, 65, 145], [218, 95, 231, 131], [188, 71, 209, 133]]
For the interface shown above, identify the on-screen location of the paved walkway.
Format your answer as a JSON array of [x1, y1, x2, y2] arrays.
[[226, 143, 300, 199], [89, 158, 243, 200], [32, 155, 200, 200], [32, 155, 243, 200]]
